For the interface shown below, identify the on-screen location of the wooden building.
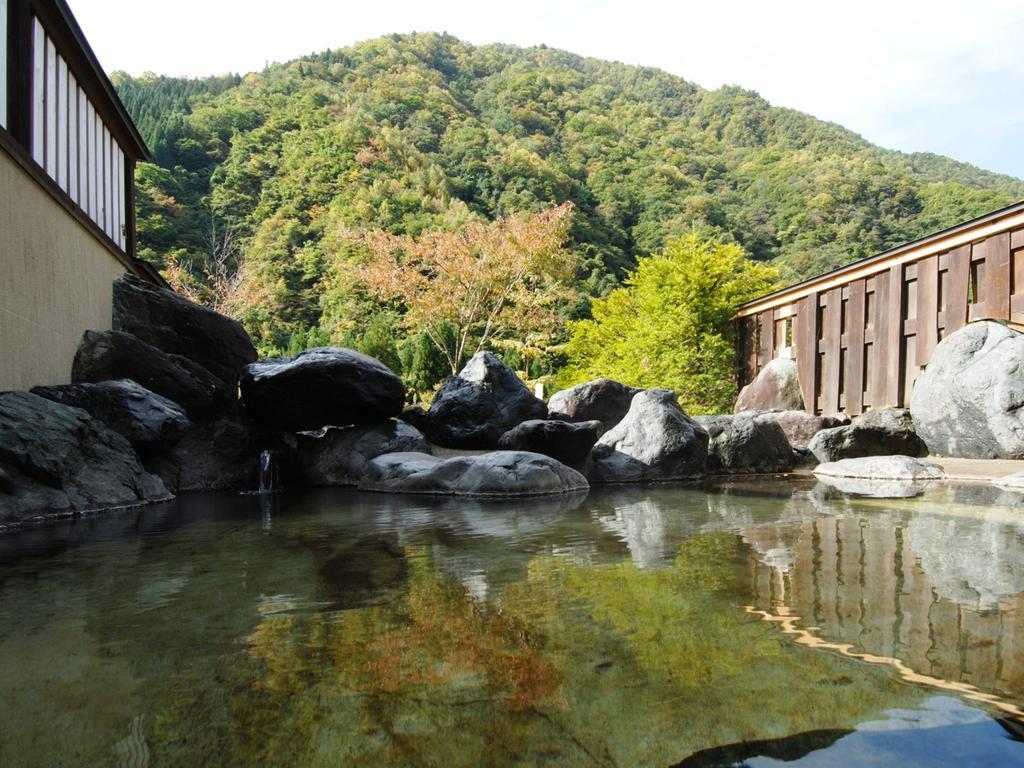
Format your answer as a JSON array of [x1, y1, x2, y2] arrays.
[[0, 0, 160, 391], [736, 201, 1024, 415]]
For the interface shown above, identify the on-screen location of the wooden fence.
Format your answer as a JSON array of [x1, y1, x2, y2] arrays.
[[736, 202, 1024, 415]]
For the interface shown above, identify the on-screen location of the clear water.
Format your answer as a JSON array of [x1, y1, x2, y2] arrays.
[[3, 479, 1024, 766]]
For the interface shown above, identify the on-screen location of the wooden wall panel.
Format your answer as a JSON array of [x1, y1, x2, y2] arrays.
[[869, 270, 889, 408], [737, 316, 757, 388], [982, 233, 1011, 320], [844, 279, 865, 415], [794, 293, 818, 412], [821, 287, 842, 415], [883, 265, 904, 408], [944, 244, 970, 334], [758, 310, 774, 369], [916, 254, 939, 366]]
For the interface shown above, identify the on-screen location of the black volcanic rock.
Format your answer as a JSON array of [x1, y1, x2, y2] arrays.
[[240, 347, 405, 432]]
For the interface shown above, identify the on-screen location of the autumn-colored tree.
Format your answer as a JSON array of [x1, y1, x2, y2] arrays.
[[355, 203, 576, 374]]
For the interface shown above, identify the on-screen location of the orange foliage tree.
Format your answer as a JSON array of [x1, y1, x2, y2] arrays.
[[355, 203, 577, 374]]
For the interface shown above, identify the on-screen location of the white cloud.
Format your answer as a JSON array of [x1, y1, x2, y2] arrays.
[[70, 0, 1024, 179]]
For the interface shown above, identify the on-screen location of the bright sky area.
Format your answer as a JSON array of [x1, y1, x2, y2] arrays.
[[71, 0, 1024, 181]]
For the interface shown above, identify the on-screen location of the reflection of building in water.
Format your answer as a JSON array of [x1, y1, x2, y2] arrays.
[[749, 515, 1024, 700]]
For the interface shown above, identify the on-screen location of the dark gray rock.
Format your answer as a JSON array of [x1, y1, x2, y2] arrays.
[[734, 358, 805, 413], [910, 321, 1024, 459], [421, 352, 547, 448], [73, 330, 228, 417], [31, 379, 188, 454], [814, 455, 945, 480], [360, 450, 589, 496], [695, 413, 795, 474], [240, 347, 405, 432], [497, 419, 601, 469], [144, 417, 259, 493], [754, 409, 850, 449], [547, 378, 641, 433], [0, 391, 170, 525], [588, 389, 709, 483], [808, 407, 928, 463], [296, 421, 431, 486], [112, 273, 256, 386]]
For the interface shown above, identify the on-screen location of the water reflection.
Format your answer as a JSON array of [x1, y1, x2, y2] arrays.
[[2, 483, 1024, 766]]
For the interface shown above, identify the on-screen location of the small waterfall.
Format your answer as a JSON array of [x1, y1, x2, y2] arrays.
[[257, 449, 279, 494]]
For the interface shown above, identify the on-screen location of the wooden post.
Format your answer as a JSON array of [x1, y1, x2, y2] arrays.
[[795, 293, 819, 413], [944, 244, 970, 334]]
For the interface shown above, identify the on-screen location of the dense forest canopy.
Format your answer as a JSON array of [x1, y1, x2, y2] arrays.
[[114, 33, 1024, 391]]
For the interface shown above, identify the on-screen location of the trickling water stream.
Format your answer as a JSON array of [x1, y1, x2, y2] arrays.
[[257, 449, 279, 494]]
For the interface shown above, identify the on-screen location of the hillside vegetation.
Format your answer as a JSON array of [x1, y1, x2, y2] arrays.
[[114, 33, 1024, 383]]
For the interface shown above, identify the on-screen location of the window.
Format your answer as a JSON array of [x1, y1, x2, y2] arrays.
[[29, 16, 127, 249]]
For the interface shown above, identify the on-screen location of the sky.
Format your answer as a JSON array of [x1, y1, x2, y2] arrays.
[[71, 0, 1024, 180]]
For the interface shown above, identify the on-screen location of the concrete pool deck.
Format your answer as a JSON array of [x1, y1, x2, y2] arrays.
[[927, 457, 1024, 483]]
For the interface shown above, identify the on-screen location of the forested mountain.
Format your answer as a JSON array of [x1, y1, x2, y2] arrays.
[[113, 33, 1024, 360]]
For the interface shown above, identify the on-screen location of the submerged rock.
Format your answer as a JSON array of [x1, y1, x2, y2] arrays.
[[73, 329, 228, 417], [547, 378, 641, 433], [112, 274, 256, 386], [0, 392, 170, 524], [696, 413, 795, 474], [734, 358, 805, 413], [814, 455, 945, 480], [420, 351, 547, 449], [360, 450, 589, 496], [240, 347, 405, 432], [754, 410, 850, 450], [808, 408, 927, 463], [497, 419, 601, 469], [296, 421, 431, 486], [31, 379, 188, 454], [911, 321, 1024, 459], [588, 389, 708, 483]]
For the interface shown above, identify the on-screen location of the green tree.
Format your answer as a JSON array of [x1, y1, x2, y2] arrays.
[[559, 233, 779, 413]]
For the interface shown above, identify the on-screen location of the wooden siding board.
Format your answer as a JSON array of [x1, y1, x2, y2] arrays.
[[916, 254, 939, 366], [945, 244, 970, 334], [883, 265, 904, 407], [983, 233, 1011, 320], [870, 270, 888, 408], [795, 293, 818, 412], [822, 287, 842, 415], [758, 310, 774, 369], [844, 280, 865, 415]]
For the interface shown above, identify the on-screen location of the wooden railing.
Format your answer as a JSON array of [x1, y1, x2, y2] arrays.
[[1, 0, 147, 258], [736, 201, 1024, 414]]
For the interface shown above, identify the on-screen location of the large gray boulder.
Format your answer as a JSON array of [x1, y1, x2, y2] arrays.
[[814, 455, 945, 480], [588, 389, 708, 483], [754, 410, 850, 450], [295, 421, 431, 486], [547, 378, 641, 433], [497, 419, 601, 469], [31, 379, 188, 454], [0, 392, 170, 525], [420, 352, 547, 449], [73, 330, 228, 417], [240, 347, 405, 432], [695, 413, 795, 474], [112, 274, 256, 386], [144, 417, 259, 493], [734, 358, 805, 413], [808, 407, 928, 463], [360, 451, 588, 496], [910, 321, 1024, 459]]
